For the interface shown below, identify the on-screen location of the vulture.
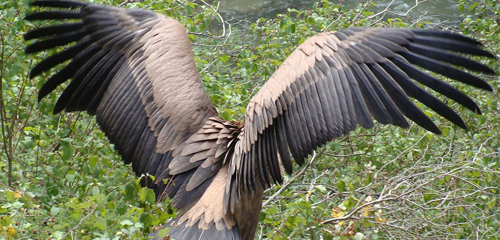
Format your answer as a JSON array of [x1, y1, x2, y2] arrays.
[[25, 0, 496, 239]]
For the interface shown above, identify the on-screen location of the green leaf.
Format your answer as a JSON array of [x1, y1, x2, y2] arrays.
[[157, 227, 170, 238], [259, 212, 266, 221], [344, 197, 357, 210], [146, 189, 156, 205], [94, 217, 106, 230], [61, 140, 73, 161], [314, 185, 327, 193], [285, 23, 296, 34], [5, 190, 15, 202], [220, 54, 229, 63], [120, 219, 134, 226], [337, 180, 345, 193], [125, 184, 136, 200], [89, 156, 98, 167], [50, 207, 60, 216], [91, 186, 100, 196], [138, 187, 148, 202], [266, 206, 280, 215]]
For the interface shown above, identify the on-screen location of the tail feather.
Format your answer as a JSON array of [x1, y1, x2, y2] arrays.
[[151, 218, 241, 240], [151, 164, 242, 240]]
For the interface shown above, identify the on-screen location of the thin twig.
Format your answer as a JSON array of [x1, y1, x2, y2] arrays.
[[263, 150, 321, 207], [62, 204, 98, 239]]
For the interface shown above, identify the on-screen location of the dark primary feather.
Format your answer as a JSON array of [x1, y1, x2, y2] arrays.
[[24, 10, 82, 20], [410, 29, 482, 45], [401, 51, 492, 91], [24, 22, 85, 41], [411, 35, 495, 58], [406, 43, 495, 74]]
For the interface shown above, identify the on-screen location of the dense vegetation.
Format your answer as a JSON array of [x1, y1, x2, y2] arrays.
[[1, 0, 499, 239]]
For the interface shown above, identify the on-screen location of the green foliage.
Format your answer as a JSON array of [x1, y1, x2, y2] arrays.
[[1, 0, 499, 239]]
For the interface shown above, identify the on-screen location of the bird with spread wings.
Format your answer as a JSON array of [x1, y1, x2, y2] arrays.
[[25, 1, 496, 239]]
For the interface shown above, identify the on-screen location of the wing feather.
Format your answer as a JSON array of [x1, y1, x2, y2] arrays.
[[321, 66, 343, 135], [350, 63, 392, 124], [308, 80, 329, 143], [25, 0, 238, 223], [400, 51, 492, 91], [359, 63, 408, 127], [391, 56, 481, 114], [230, 27, 495, 192], [344, 65, 373, 128]]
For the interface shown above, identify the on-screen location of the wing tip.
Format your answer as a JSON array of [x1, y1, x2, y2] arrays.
[[429, 127, 442, 135]]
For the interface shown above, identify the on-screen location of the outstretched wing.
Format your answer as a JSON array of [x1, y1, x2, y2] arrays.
[[25, 0, 221, 209], [230, 27, 496, 196]]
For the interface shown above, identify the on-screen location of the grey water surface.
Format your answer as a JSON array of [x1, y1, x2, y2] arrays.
[[212, 0, 462, 26]]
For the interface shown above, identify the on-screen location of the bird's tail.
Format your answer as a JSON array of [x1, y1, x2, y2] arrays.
[[150, 165, 242, 240]]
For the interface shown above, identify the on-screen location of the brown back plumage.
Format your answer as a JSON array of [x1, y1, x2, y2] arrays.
[[25, 1, 496, 240]]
